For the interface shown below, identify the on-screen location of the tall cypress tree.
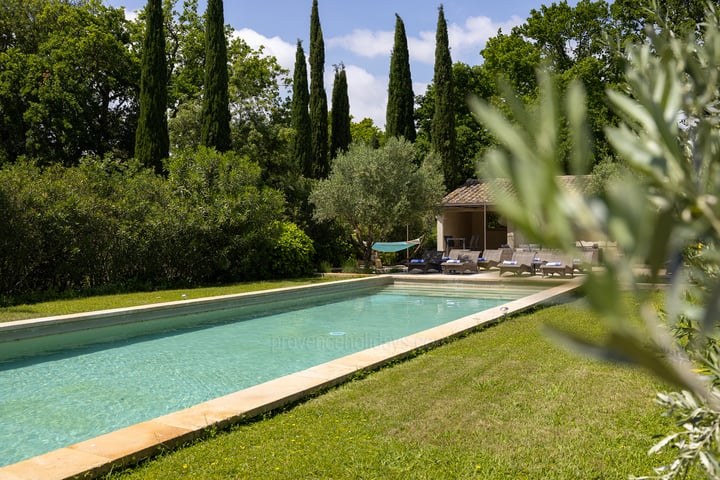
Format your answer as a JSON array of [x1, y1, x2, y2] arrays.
[[330, 64, 351, 159], [135, 0, 169, 173], [200, 0, 231, 152], [432, 4, 458, 189], [309, 0, 329, 178], [292, 40, 313, 177], [386, 13, 415, 142]]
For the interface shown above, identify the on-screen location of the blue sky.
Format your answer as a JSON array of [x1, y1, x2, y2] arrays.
[[106, 1, 577, 127]]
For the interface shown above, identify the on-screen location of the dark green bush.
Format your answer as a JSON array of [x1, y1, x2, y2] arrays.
[[0, 148, 305, 304], [270, 221, 315, 278]]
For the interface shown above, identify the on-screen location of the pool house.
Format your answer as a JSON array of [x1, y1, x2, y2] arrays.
[[436, 175, 592, 253]]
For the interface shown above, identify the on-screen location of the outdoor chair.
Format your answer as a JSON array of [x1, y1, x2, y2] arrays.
[[442, 250, 482, 274], [477, 249, 503, 270], [498, 251, 537, 276], [572, 249, 596, 274], [407, 250, 444, 273], [538, 252, 574, 277], [441, 249, 472, 274]]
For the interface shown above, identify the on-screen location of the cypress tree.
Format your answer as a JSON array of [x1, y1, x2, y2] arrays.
[[292, 40, 313, 177], [135, 0, 169, 173], [386, 13, 415, 142], [330, 64, 351, 159], [309, 0, 329, 178], [431, 4, 459, 189], [200, 0, 231, 152]]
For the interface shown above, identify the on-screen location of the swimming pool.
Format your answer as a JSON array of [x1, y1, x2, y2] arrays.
[[0, 277, 565, 472]]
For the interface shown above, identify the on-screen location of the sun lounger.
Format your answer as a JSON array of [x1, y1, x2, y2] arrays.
[[439, 249, 465, 274], [408, 250, 444, 273], [498, 251, 537, 276], [441, 250, 481, 274], [477, 249, 502, 270], [538, 252, 574, 277], [572, 249, 596, 273]]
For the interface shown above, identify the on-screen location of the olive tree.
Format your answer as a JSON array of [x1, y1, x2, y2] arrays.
[[309, 138, 444, 266], [471, 6, 720, 479]]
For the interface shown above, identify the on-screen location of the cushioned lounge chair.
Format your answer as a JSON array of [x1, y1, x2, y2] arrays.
[[443, 250, 482, 274], [539, 252, 574, 277], [441, 249, 479, 274], [572, 249, 596, 274], [461, 250, 483, 273], [498, 251, 537, 276], [441, 248, 466, 261], [477, 249, 503, 270], [408, 250, 444, 273]]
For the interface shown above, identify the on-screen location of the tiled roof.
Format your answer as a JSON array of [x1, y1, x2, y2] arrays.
[[442, 175, 591, 206]]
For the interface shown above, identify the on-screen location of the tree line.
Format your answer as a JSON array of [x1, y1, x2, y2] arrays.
[[0, 0, 712, 303], [0, 0, 711, 175]]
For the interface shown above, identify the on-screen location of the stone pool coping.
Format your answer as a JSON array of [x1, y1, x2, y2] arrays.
[[0, 275, 581, 480]]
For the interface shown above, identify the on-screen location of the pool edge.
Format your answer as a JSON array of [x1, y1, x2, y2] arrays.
[[0, 276, 392, 343], [0, 276, 581, 480]]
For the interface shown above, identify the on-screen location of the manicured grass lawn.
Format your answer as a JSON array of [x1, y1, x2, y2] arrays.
[[103, 291, 674, 479], [0, 277, 353, 323]]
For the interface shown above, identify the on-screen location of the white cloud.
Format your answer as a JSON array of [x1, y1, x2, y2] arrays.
[[326, 15, 523, 68], [409, 31, 436, 64], [124, 9, 140, 22], [227, 14, 525, 131], [232, 28, 297, 71], [447, 15, 524, 61], [330, 64, 387, 129], [231, 29, 387, 128], [327, 29, 394, 58], [413, 81, 429, 98], [384, 15, 528, 66], [328, 27, 435, 66]]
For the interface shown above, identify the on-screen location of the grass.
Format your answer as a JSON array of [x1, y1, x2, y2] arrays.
[[99, 290, 675, 480], [0, 277, 356, 323]]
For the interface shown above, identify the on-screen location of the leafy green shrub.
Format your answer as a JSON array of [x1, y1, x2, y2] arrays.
[[341, 257, 360, 273], [160, 146, 287, 282], [0, 147, 307, 303], [269, 221, 315, 278], [0, 161, 46, 299], [3, 158, 165, 292]]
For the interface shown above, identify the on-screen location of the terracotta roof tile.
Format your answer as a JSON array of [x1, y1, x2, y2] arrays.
[[442, 175, 591, 206]]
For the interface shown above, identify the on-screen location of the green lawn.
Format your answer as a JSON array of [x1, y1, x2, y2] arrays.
[[0, 277, 352, 323], [99, 291, 675, 480]]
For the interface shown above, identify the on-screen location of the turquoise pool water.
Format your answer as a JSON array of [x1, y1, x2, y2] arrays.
[[0, 283, 529, 467]]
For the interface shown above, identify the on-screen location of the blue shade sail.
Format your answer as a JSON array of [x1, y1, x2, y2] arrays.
[[371, 238, 421, 252]]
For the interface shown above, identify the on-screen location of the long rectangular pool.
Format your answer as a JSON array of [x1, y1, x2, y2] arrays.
[[0, 277, 568, 474]]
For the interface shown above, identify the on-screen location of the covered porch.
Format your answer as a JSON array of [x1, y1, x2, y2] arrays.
[[435, 177, 591, 253], [436, 180, 516, 253], [436, 206, 513, 253]]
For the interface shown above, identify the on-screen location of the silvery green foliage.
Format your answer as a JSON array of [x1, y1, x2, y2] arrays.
[[309, 138, 444, 264], [470, 7, 720, 479]]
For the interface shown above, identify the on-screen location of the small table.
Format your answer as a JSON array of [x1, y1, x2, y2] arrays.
[[530, 259, 544, 276]]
